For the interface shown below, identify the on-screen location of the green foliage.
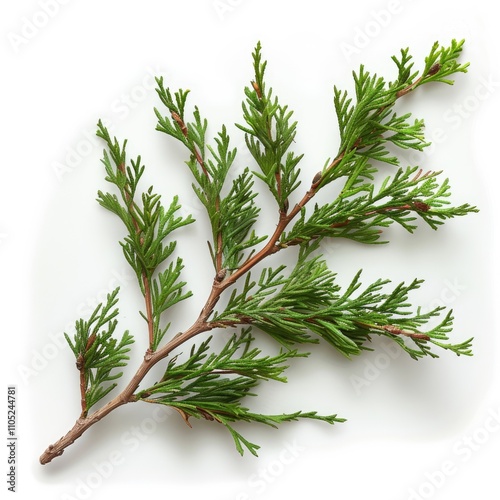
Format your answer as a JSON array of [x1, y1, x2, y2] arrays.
[[285, 166, 476, 245], [279, 39, 476, 247], [96, 121, 194, 350], [155, 80, 265, 272], [321, 39, 468, 190], [419, 39, 470, 86], [236, 41, 303, 211], [214, 242, 473, 359], [64, 288, 134, 415], [137, 330, 344, 455], [218, 168, 267, 269], [52, 40, 476, 461]]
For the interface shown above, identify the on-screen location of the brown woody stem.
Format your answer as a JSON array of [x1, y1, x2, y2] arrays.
[[77, 355, 87, 418]]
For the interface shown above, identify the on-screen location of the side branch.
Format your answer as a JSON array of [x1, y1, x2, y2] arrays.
[[116, 161, 155, 351]]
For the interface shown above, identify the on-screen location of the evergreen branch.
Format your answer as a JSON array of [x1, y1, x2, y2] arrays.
[[216, 40, 471, 292], [41, 40, 475, 466], [155, 81, 224, 270], [323, 40, 468, 189], [405, 39, 469, 90]]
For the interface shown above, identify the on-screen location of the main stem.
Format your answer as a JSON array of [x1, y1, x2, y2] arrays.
[[40, 73, 426, 465]]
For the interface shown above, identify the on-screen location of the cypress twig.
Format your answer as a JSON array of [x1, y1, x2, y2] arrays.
[[40, 39, 476, 465]]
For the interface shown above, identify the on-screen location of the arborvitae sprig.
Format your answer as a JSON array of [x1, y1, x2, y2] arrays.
[[41, 40, 476, 466], [64, 288, 134, 417]]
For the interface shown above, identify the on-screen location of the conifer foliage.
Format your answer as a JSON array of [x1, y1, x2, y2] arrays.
[[40, 40, 476, 465]]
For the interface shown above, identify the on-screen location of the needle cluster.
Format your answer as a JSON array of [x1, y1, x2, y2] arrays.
[[41, 40, 477, 465]]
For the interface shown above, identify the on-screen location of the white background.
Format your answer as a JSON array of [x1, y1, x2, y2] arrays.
[[1, 1, 499, 499]]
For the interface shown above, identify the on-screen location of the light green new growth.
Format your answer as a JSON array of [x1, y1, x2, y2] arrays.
[[40, 40, 476, 465]]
